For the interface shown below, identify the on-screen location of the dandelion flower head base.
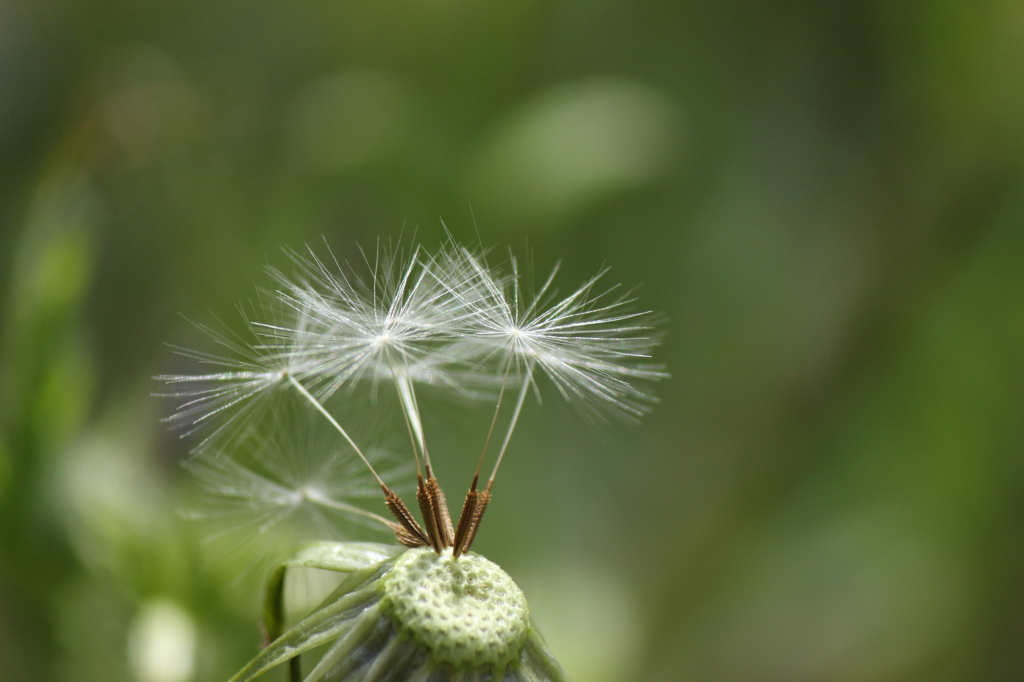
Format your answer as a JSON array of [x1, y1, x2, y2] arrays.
[[239, 543, 566, 682], [382, 547, 529, 668]]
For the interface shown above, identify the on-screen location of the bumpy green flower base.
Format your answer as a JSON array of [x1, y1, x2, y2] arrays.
[[381, 548, 530, 670], [230, 543, 568, 682]]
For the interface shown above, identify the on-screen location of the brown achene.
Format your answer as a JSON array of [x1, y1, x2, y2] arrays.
[[384, 466, 493, 558]]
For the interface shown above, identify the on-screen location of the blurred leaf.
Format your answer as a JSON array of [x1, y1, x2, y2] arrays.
[[467, 78, 682, 228]]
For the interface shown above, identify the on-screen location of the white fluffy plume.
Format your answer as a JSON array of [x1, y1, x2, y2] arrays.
[[159, 239, 665, 557]]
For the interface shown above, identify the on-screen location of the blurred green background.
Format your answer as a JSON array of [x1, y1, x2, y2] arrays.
[[3, 1, 1024, 681]]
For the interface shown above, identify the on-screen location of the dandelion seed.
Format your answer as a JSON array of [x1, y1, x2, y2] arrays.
[[442, 246, 667, 421], [182, 395, 410, 587], [159, 236, 666, 682], [157, 296, 329, 451]]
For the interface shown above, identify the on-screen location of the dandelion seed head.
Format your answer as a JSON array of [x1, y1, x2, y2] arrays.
[[160, 235, 665, 573]]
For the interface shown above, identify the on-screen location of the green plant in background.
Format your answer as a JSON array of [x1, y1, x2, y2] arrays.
[[159, 242, 665, 681]]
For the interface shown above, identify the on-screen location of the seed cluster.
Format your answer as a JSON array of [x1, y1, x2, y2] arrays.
[[382, 547, 530, 669], [162, 243, 665, 556], [165, 242, 658, 682]]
